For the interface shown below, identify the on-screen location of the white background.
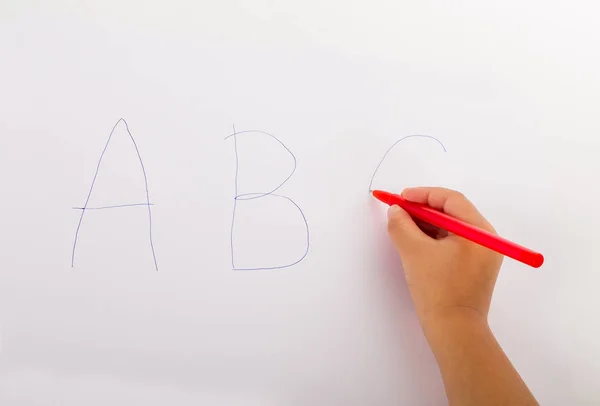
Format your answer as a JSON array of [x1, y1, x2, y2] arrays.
[[1, 1, 599, 404]]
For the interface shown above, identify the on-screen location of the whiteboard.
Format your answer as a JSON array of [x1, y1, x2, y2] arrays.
[[1, 1, 599, 404]]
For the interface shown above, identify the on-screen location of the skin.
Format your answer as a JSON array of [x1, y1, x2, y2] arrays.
[[386, 187, 538, 406]]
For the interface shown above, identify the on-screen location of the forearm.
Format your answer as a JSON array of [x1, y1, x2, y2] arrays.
[[424, 310, 538, 406]]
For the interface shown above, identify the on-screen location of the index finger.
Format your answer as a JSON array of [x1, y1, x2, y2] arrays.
[[401, 187, 495, 233]]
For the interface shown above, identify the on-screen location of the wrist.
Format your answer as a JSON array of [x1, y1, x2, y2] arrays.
[[419, 306, 491, 353]]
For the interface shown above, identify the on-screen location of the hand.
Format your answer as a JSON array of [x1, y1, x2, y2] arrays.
[[386, 187, 503, 335], [387, 187, 538, 405]]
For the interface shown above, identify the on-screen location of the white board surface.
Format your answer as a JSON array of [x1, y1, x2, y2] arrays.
[[1, 1, 599, 404]]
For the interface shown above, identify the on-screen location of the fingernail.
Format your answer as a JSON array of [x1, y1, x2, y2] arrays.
[[387, 205, 401, 219]]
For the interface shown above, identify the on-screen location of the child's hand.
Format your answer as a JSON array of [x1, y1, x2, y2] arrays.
[[386, 187, 503, 333], [387, 187, 538, 405]]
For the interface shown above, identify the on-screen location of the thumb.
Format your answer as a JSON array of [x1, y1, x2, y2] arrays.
[[386, 205, 429, 255]]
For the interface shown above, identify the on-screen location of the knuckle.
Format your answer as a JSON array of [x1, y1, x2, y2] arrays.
[[451, 190, 466, 200]]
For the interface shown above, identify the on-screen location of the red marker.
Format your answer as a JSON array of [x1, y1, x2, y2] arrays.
[[372, 190, 544, 268]]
